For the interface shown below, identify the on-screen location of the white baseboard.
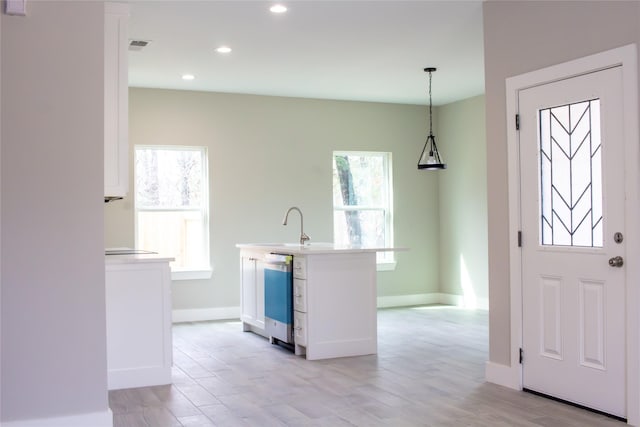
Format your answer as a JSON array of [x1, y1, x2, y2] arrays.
[[485, 361, 521, 390], [376, 293, 442, 308], [1, 409, 113, 427], [108, 365, 171, 391], [172, 306, 240, 323], [377, 293, 488, 310], [438, 293, 489, 310], [173, 293, 487, 323]]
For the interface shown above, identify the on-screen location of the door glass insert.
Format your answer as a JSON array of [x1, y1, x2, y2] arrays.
[[539, 99, 602, 247]]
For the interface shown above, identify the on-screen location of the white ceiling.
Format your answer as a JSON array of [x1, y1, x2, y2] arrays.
[[128, 1, 485, 106]]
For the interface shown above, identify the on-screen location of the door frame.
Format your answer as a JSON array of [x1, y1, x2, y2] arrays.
[[505, 44, 640, 423]]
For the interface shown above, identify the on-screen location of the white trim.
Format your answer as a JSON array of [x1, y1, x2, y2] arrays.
[[485, 361, 521, 390], [172, 306, 240, 323], [108, 365, 171, 391], [376, 293, 441, 308], [0, 409, 113, 427], [376, 261, 397, 271], [620, 44, 640, 427], [174, 295, 484, 323], [438, 293, 489, 310], [171, 268, 212, 281], [502, 44, 639, 424], [437, 293, 460, 306], [375, 292, 488, 309], [506, 51, 525, 392]]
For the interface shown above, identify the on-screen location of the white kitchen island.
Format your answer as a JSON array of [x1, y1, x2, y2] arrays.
[[105, 251, 173, 390], [236, 243, 402, 360]]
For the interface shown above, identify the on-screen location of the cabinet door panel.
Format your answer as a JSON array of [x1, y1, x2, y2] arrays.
[[104, 2, 129, 197], [240, 254, 265, 330], [241, 257, 257, 323], [293, 256, 306, 279], [294, 311, 307, 346], [255, 260, 265, 327], [293, 278, 307, 312], [106, 261, 172, 390]]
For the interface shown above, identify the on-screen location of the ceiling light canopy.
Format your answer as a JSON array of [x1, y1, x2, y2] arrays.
[[270, 4, 287, 14], [418, 67, 447, 170], [181, 74, 195, 81], [215, 46, 232, 54]]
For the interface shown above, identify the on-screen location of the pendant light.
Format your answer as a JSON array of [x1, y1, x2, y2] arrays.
[[418, 67, 447, 170]]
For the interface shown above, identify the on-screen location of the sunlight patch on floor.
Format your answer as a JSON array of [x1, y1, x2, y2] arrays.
[[410, 304, 468, 311]]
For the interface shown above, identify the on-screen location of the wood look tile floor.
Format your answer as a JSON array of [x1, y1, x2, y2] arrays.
[[109, 306, 624, 426]]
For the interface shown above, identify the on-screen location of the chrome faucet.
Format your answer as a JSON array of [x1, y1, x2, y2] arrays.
[[282, 206, 310, 245]]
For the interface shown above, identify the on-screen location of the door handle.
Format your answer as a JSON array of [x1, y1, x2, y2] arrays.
[[609, 256, 624, 267]]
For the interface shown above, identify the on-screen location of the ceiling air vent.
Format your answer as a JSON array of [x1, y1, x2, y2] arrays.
[[129, 40, 151, 51]]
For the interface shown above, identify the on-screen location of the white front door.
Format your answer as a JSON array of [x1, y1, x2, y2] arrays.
[[519, 66, 626, 418]]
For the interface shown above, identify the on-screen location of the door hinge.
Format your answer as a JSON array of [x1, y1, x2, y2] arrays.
[[515, 114, 520, 131], [518, 231, 522, 247], [519, 347, 524, 364]]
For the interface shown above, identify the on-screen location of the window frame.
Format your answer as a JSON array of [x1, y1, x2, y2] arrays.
[[134, 144, 212, 281], [332, 150, 395, 270]]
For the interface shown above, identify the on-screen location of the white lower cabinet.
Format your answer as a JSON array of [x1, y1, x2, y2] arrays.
[[240, 251, 266, 336], [105, 258, 172, 390], [239, 249, 378, 360], [297, 253, 377, 360]]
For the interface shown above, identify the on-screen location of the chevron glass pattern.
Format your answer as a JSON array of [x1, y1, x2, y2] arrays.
[[539, 99, 602, 247]]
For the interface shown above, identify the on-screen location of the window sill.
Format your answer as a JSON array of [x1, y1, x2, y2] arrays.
[[171, 268, 213, 281], [377, 261, 397, 272]]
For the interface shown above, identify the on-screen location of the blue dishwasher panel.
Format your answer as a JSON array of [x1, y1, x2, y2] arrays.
[[264, 267, 293, 324], [264, 254, 294, 346]]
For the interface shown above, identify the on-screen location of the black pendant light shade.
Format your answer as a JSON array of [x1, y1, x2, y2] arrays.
[[418, 67, 447, 170], [418, 134, 446, 170]]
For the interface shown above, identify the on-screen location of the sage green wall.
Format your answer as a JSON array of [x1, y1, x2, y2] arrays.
[[437, 95, 488, 307], [483, 0, 640, 366], [105, 88, 441, 310]]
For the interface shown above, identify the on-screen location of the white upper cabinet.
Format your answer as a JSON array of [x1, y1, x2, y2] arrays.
[[104, 3, 129, 199]]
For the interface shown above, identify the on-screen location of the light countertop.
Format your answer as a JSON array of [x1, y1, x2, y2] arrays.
[[236, 242, 408, 255], [105, 248, 174, 264]]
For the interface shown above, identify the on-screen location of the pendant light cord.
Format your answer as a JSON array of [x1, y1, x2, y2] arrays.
[[428, 70, 433, 137]]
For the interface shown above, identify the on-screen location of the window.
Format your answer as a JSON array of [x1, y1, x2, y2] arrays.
[[135, 146, 210, 280], [332, 151, 394, 267], [539, 99, 603, 247]]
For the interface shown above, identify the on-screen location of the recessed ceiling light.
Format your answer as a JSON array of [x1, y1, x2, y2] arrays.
[[181, 74, 195, 81], [215, 46, 232, 54], [270, 4, 287, 13]]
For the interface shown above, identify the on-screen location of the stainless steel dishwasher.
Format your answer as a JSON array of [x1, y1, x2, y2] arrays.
[[264, 253, 294, 347]]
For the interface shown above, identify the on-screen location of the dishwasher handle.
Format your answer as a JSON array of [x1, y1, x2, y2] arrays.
[[264, 253, 293, 264]]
